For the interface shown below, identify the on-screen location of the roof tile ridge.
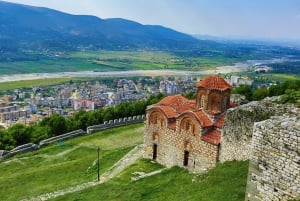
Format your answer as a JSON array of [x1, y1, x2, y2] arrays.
[[199, 109, 214, 124]]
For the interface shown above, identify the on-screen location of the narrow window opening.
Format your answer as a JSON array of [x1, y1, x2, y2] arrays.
[[200, 95, 205, 108], [153, 143, 158, 160], [183, 151, 189, 166]]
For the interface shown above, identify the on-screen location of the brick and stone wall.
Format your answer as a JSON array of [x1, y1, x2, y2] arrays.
[[245, 113, 299, 201], [219, 99, 296, 162], [144, 123, 218, 172]]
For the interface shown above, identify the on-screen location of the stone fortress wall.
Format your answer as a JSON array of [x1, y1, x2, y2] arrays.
[[215, 97, 299, 201], [245, 112, 299, 201], [87, 115, 145, 134], [219, 98, 296, 162]]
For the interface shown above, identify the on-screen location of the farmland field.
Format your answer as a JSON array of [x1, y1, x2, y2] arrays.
[[0, 50, 235, 75]]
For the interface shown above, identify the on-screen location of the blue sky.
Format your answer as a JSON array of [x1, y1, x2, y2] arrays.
[[3, 0, 300, 40]]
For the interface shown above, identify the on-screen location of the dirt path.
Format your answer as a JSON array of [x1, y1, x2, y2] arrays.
[[20, 144, 144, 201], [56, 146, 80, 157], [100, 144, 144, 182]]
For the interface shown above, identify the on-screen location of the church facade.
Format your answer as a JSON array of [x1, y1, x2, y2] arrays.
[[144, 75, 233, 172]]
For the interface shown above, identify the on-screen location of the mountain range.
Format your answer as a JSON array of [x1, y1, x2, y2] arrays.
[[0, 1, 205, 51]]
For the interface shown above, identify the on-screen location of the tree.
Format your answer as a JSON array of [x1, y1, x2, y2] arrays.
[[0, 130, 15, 150], [7, 124, 31, 146], [48, 114, 67, 136], [232, 85, 253, 101], [103, 108, 114, 121], [30, 124, 50, 143], [268, 84, 285, 96], [281, 89, 300, 105], [253, 87, 268, 101]]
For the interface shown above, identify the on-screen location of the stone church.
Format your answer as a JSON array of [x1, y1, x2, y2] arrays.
[[144, 75, 233, 172]]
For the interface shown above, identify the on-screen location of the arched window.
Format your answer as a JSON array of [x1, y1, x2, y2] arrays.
[[181, 118, 197, 136], [152, 133, 159, 142], [149, 112, 158, 124], [208, 91, 221, 112], [149, 111, 165, 127], [160, 118, 164, 127], [186, 120, 191, 130]]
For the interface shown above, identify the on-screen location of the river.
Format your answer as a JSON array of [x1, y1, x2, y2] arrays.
[[0, 64, 249, 83]]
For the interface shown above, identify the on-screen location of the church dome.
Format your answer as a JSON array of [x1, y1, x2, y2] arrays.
[[196, 75, 232, 91]]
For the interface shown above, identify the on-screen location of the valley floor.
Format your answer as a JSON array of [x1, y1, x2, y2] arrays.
[[0, 66, 245, 83]]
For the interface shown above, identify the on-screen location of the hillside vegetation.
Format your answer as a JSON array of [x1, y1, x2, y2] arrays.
[[0, 123, 249, 201], [0, 124, 144, 201], [52, 160, 249, 201]]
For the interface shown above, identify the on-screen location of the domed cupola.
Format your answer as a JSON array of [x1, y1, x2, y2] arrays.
[[195, 75, 232, 115]]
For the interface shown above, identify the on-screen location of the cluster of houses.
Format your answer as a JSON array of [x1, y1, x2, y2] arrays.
[[0, 75, 254, 128]]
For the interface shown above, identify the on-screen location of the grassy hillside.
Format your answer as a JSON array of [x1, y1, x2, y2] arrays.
[[0, 124, 144, 201], [52, 160, 249, 201], [0, 123, 249, 201]]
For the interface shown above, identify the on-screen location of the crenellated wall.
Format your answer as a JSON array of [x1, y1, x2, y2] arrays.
[[87, 115, 145, 133], [0, 115, 145, 160], [39, 129, 86, 147]]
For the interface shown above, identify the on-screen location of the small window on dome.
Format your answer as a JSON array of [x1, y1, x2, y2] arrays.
[[200, 95, 205, 108]]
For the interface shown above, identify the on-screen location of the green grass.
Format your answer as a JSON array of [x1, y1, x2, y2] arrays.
[[265, 73, 299, 81], [0, 123, 249, 201], [0, 59, 108, 74], [0, 50, 227, 75], [80, 50, 233, 71], [52, 160, 249, 201], [0, 124, 144, 201], [0, 78, 76, 91]]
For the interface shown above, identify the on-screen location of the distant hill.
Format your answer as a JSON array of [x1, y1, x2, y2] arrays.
[[0, 1, 204, 51], [1, 1, 300, 75]]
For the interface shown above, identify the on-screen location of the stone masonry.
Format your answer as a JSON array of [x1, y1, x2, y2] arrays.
[[144, 121, 218, 172], [219, 99, 296, 162], [144, 75, 232, 172], [245, 111, 299, 201]]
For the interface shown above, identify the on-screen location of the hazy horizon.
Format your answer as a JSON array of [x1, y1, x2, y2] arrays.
[[2, 0, 300, 41]]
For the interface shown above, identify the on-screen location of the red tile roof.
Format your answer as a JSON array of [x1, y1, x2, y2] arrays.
[[156, 95, 195, 114], [148, 95, 198, 121], [214, 113, 226, 128], [156, 105, 177, 118], [201, 129, 221, 145], [168, 121, 177, 130], [189, 110, 213, 128], [196, 75, 232, 91]]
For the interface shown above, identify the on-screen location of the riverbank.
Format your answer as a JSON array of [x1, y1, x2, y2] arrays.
[[0, 65, 246, 83]]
